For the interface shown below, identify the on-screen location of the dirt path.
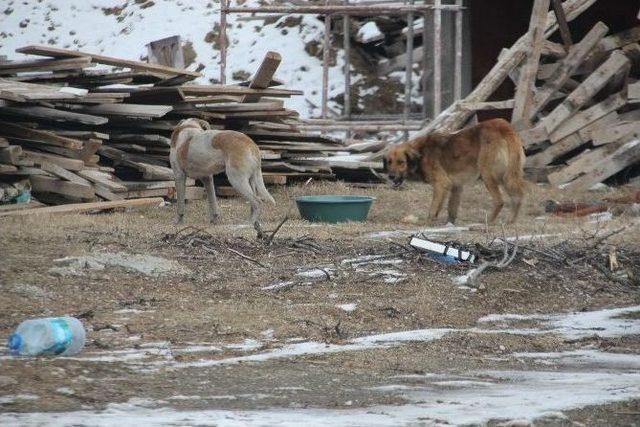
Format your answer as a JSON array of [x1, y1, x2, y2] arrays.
[[1, 182, 639, 425]]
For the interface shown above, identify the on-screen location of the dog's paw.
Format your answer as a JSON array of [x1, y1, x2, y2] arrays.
[[174, 216, 184, 225], [209, 214, 220, 224]]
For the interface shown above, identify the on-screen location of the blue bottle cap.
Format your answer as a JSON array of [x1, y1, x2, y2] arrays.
[[7, 333, 22, 353]]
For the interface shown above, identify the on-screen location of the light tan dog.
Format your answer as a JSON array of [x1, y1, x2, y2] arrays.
[[170, 118, 275, 235], [384, 118, 526, 224]]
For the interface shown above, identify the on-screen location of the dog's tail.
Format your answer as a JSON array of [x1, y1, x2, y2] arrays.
[[252, 167, 276, 205]]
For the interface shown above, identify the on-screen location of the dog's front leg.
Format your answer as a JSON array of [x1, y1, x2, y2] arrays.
[[202, 175, 220, 223], [174, 170, 187, 224], [447, 186, 463, 224], [428, 180, 450, 224]]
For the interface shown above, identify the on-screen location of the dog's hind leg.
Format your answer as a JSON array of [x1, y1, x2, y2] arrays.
[[174, 170, 187, 224], [447, 186, 463, 224], [202, 175, 220, 223], [483, 177, 504, 224], [227, 169, 264, 238], [504, 179, 524, 224]]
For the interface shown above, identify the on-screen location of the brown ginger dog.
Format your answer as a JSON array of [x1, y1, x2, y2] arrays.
[[384, 118, 526, 224]]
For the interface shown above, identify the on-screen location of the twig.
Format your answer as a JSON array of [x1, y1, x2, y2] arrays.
[[265, 177, 313, 245], [226, 247, 268, 268]]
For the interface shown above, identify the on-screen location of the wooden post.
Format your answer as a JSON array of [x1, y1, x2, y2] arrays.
[[343, 0, 351, 140], [322, 14, 332, 119], [219, 0, 228, 84], [404, 0, 415, 139], [422, 8, 430, 119], [146, 36, 184, 69], [242, 51, 282, 103], [454, 0, 463, 101], [433, 0, 442, 115], [551, 0, 573, 51], [512, 0, 550, 128]]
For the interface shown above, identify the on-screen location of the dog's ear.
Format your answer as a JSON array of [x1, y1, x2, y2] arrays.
[[196, 119, 211, 130]]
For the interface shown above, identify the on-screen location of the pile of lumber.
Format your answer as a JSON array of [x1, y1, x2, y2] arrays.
[[418, 0, 640, 191], [0, 45, 343, 206]]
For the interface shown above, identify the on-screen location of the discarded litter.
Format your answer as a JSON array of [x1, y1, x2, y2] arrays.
[[409, 236, 476, 264], [7, 317, 86, 357]]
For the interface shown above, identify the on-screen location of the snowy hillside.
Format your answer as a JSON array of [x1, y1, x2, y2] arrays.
[[0, 0, 355, 117]]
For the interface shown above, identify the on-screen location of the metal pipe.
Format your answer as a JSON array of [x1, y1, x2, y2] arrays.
[[343, 0, 351, 140], [322, 13, 332, 119], [422, 9, 429, 120], [433, 0, 442, 115], [454, 0, 463, 101], [219, 0, 227, 84], [404, 0, 415, 139], [224, 5, 464, 15]]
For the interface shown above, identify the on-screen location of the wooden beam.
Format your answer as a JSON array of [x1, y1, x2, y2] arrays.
[[15, 45, 200, 78], [512, 0, 550, 128], [0, 197, 164, 218], [564, 139, 640, 191], [550, 0, 573, 51], [30, 175, 95, 200], [415, 0, 597, 135], [538, 51, 629, 134], [242, 51, 282, 103], [529, 21, 608, 121], [0, 121, 83, 150], [0, 106, 108, 125]]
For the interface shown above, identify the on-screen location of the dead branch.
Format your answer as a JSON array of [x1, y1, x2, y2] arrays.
[[368, 167, 395, 186], [467, 234, 519, 287], [226, 247, 268, 268]]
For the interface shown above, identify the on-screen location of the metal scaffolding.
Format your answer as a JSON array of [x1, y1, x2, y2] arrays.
[[218, 1, 466, 133]]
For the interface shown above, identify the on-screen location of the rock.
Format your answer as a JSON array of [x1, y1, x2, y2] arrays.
[[401, 214, 420, 224], [49, 252, 189, 277], [499, 420, 533, 427]]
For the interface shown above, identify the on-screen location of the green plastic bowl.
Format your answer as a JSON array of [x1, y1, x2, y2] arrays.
[[295, 195, 376, 223]]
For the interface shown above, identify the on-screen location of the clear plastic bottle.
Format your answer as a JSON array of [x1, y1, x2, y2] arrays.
[[7, 317, 86, 356]]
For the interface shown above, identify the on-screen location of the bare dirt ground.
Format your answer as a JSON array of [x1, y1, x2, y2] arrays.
[[1, 181, 639, 426]]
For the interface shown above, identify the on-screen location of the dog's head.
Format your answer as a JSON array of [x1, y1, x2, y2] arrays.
[[384, 143, 420, 187], [177, 118, 211, 130]]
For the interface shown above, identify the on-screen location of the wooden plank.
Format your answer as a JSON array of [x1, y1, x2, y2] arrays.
[[547, 138, 628, 185], [16, 45, 201, 78], [538, 51, 630, 134], [599, 26, 640, 52], [526, 112, 617, 167], [22, 150, 84, 171], [0, 106, 108, 125], [564, 139, 640, 191], [548, 92, 626, 142], [0, 78, 87, 102], [40, 162, 91, 185], [94, 184, 125, 201], [0, 146, 23, 164], [0, 197, 163, 218], [77, 169, 127, 192], [80, 104, 173, 118], [243, 51, 282, 103], [179, 85, 303, 97], [550, 0, 573, 51], [0, 121, 83, 149], [0, 57, 93, 74], [512, 0, 550, 128], [530, 22, 608, 121], [592, 121, 640, 146], [542, 40, 567, 58], [30, 175, 95, 200], [0, 164, 17, 173]]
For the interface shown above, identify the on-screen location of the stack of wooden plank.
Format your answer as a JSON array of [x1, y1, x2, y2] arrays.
[[0, 45, 343, 206], [417, 0, 640, 191]]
